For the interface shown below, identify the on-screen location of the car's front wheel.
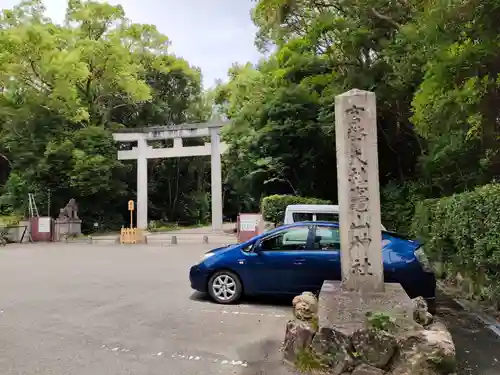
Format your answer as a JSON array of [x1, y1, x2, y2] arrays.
[[208, 270, 242, 304]]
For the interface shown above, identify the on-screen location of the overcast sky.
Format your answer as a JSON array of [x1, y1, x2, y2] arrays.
[[2, 0, 263, 88]]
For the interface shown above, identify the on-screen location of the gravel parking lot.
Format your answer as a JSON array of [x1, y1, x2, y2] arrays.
[[0, 243, 296, 375], [0, 242, 499, 375]]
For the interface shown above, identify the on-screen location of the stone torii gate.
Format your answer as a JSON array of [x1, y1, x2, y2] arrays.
[[112, 121, 228, 232]]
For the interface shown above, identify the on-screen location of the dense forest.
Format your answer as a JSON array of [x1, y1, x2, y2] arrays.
[[217, 0, 500, 235], [1, 0, 500, 235], [0, 0, 215, 231]]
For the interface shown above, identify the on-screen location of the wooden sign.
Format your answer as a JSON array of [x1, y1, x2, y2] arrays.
[[120, 228, 145, 244], [128, 200, 135, 229]]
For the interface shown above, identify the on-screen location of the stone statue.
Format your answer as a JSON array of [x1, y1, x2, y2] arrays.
[[58, 198, 79, 220], [292, 291, 318, 321]]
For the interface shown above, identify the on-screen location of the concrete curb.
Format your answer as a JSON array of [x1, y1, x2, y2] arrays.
[[452, 298, 500, 338], [64, 236, 237, 246], [158, 243, 235, 248], [437, 281, 500, 338]]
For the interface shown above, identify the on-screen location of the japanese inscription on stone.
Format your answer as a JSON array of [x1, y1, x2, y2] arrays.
[[346, 105, 372, 277]]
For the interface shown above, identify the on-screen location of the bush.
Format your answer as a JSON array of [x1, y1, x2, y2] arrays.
[[412, 183, 500, 307], [261, 194, 331, 225], [381, 181, 425, 233], [0, 215, 22, 226]]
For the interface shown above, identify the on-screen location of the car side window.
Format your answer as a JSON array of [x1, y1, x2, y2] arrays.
[[260, 227, 310, 251], [313, 226, 340, 250]]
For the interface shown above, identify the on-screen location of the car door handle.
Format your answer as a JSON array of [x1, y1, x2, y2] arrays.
[[294, 258, 306, 265]]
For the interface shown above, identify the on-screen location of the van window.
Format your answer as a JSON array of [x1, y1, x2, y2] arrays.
[[292, 212, 313, 222], [316, 213, 339, 222]]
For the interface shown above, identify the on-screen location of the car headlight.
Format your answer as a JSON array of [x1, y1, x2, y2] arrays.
[[201, 252, 215, 262], [414, 247, 433, 273]]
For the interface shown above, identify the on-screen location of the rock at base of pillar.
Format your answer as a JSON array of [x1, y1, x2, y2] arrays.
[[281, 282, 457, 375], [282, 319, 317, 365]]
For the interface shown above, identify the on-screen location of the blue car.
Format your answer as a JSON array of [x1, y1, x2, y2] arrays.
[[189, 222, 436, 312]]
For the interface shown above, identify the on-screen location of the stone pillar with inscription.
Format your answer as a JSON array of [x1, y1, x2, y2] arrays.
[[315, 89, 413, 336], [281, 90, 455, 375], [335, 89, 383, 293]]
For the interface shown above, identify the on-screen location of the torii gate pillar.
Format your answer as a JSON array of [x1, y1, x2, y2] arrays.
[[112, 122, 228, 232]]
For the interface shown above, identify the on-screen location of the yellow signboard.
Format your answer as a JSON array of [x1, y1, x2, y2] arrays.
[[128, 200, 134, 211], [120, 228, 145, 244]]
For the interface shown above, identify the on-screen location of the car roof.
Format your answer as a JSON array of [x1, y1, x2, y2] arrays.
[[277, 221, 412, 239], [288, 221, 338, 227]]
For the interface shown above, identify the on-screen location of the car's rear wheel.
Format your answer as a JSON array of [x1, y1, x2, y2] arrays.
[[208, 270, 242, 304]]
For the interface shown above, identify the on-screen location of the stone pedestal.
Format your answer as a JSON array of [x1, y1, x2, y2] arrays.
[[54, 219, 82, 241], [281, 283, 456, 375], [318, 280, 415, 336]]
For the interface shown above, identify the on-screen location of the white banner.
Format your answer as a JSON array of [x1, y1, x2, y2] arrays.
[[239, 214, 262, 232], [240, 220, 257, 232], [38, 217, 51, 233]]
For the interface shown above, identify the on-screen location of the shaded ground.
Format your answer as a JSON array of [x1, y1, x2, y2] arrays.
[[0, 242, 498, 374], [435, 294, 500, 375]]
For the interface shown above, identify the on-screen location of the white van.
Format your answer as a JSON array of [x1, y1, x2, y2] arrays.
[[284, 204, 340, 224], [284, 204, 386, 230]]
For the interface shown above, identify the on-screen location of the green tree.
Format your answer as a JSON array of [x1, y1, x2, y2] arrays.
[[239, 0, 500, 233], [402, 0, 500, 196], [217, 0, 426, 217], [0, 0, 208, 230]]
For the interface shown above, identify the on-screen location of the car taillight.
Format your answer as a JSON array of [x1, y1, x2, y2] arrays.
[[414, 247, 433, 273]]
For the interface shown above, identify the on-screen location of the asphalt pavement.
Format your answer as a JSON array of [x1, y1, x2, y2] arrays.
[[0, 242, 498, 375], [435, 294, 500, 375], [0, 243, 297, 375]]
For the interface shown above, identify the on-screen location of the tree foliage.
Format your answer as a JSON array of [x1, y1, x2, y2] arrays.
[[216, 0, 500, 231], [2, 0, 500, 238], [0, 0, 210, 230]]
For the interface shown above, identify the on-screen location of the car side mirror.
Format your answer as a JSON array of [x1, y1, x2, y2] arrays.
[[253, 241, 263, 254]]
